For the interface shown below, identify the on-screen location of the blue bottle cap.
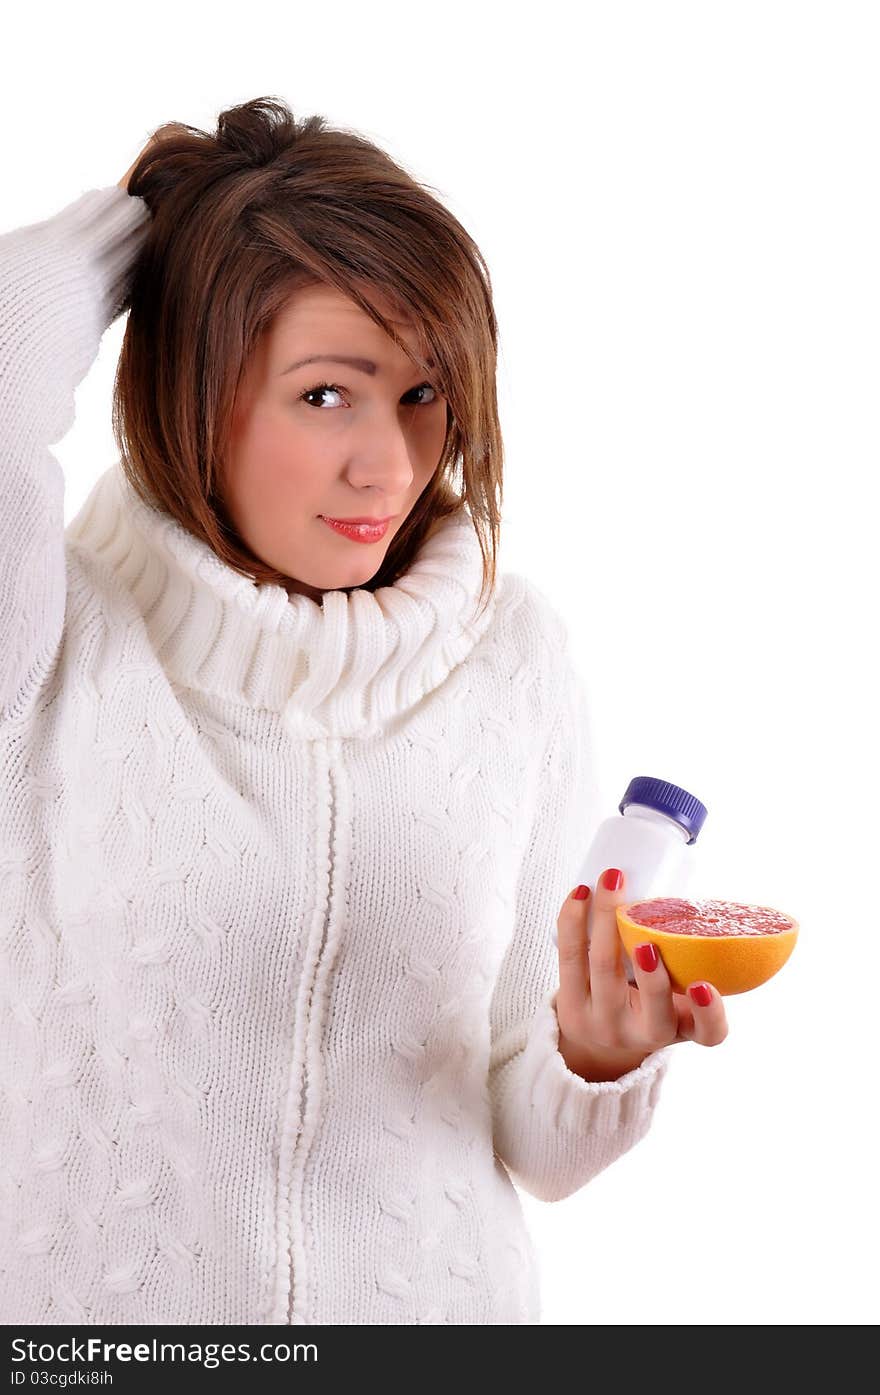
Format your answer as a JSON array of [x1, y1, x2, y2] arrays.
[[619, 776, 708, 846]]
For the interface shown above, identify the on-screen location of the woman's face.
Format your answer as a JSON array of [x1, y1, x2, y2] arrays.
[[221, 283, 448, 602]]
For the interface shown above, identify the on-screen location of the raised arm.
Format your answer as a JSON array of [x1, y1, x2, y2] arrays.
[[0, 181, 151, 720]]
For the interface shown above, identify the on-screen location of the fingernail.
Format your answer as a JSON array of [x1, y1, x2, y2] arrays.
[[634, 943, 659, 973], [600, 868, 623, 891], [689, 983, 712, 1006], [571, 884, 591, 901]]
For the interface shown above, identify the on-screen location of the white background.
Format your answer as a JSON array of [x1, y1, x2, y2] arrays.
[[2, 0, 876, 1325]]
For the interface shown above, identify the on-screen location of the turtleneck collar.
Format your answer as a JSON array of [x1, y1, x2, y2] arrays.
[[65, 461, 498, 741]]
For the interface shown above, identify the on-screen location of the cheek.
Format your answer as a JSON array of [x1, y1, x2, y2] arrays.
[[233, 408, 326, 507], [422, 408, 450, 470]]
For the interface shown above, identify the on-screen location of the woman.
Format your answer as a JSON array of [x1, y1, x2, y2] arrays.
[[0, 96, 726, 1326]]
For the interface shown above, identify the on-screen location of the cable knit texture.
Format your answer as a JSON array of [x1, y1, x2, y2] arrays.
[[0, 184, 672, 1326]]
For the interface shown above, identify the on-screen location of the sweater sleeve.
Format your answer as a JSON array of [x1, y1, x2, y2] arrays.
[[0, 183, 151, 721], [488, 605, 674, 1204]]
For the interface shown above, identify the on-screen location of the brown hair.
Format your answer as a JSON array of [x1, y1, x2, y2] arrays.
[[112, 95, 504, 616]]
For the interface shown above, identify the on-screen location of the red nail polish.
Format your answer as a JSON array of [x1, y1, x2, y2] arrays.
[[571, 884, 590, 901], [634, 943, 659, 973], [601, 868, 623, 891], [689, 983, 712, 1006]]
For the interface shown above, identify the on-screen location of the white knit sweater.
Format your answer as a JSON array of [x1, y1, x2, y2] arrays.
[[0, 184, 672, 1326]]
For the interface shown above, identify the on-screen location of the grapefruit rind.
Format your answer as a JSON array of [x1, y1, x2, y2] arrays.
[[615, 897, 799, 996]]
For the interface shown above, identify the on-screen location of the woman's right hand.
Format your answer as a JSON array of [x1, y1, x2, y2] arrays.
[[117, 122, 189, 192]]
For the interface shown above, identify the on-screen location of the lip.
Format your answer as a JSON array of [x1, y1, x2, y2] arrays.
[[320, 515, 394, 543], [321, 515, 395, 525]]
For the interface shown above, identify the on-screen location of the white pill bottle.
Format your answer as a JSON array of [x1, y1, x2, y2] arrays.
[[561, 775, 708, 982]]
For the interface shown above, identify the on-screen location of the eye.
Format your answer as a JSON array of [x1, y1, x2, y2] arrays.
[[299, 381, 344, 408], [299, 381, 440, 409]]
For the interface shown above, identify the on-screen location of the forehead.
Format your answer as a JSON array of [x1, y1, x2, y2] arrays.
[[269, 282, 423, 361]]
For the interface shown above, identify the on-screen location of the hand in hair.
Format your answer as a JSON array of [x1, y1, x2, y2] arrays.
[[117, 122, 190, 192]]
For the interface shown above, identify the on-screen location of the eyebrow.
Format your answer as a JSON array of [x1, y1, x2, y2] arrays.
[[279, 353, 435, 377]]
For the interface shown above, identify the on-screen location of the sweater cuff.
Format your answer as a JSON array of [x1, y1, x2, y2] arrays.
[[22, 184, 153, 332], [56, 185, 153, 326], [491, 988, 673, 1203]]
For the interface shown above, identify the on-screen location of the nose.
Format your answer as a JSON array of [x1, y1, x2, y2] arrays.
[[348, 413, 419, 495]]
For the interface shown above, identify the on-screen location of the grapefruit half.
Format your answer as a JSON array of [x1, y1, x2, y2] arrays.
[[615, 896, 798, 996]]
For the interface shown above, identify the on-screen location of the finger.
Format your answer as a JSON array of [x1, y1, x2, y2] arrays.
[[587, 868, 630, 1031], [630, 941, 678, 1048], [555, 885, 592, 1026], [680, 981, 729, 1046]]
